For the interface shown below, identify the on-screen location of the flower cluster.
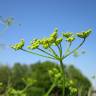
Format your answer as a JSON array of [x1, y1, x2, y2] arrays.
[[69, 87, 77, 94], [66, 37, 75, 43], [28, 28, 62, 50], [67, 80, 77, 94], [11, 28, 91, 52], [76, 29, 92, 39], [40, 28, 59, 48], [48, 68, 61, 81], [40, 38, 51, 49], [28, 39, 40, 49], [63, 32, 72, 38], [63, 32, 75, 43], [11, 39, 25, 50], [8, 88, 26, 96], [48, 68, 78, 94], [55, 37, 63, 45]]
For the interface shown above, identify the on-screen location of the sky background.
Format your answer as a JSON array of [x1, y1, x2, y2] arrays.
[[0, 0, 96, 87]]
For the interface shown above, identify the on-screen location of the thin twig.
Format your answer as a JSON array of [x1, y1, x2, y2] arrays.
[[62, 39, 85, 59], [21, 48, 55, 60]]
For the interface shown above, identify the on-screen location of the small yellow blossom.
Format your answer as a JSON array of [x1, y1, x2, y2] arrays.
[[63, 32, 72, 38], [76, 29, 92, 39], [11, 39, 25, 50], [66, 37, 75, 43], [55, 37, 63, 45], [28, 39, 40, 49]]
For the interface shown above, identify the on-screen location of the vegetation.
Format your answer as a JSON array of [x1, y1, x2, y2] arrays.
[[0, 61, 91, 96]]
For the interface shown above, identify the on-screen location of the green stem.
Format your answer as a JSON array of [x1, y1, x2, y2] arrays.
[[22, 84, 32, 93], [44, 81, 56, 96], [21, 48, 55, 60], [37, 48, 55, 58], [49, 47, 59, 59], [59, 43, 63, 57], [57, 43, 65, 96], [63, 39, 85, 59], [60, 60, 65, 96], [64, 43, 71, 55]]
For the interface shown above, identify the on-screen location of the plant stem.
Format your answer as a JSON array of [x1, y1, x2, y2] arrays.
[[37, 48, 55, 58], [58, 43, 65, 96], [49, 46, 59, 59], [44, 81, 56, 96], [64, 43, 71, 55], [21, 48, 55, 60], [63, 39, 85, 59], [60, 60, 65, 96]]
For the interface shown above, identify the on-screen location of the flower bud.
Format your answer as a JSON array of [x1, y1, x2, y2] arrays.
[[28, 39, 40, 49], [11, 39, 25, 50], [54, 73, 61, 79], [55, 37, 63, 45], [50, 28, 58, 40], [48, 70, 53, 76], [40, 38, 50, 49], [76, 29, 92, 39], [63, 32, 72, 38], [69, 80, 74, 85], [66, 37, 75, 43]]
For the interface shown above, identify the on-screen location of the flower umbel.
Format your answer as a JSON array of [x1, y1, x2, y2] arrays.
[[55, 37, 63, 45], [11, 39, 25, 50], [50, 28, 58, 41], [66, 37, 75, 43], [63, 32, 72, 38], [28, 39, 40, 49], [76, 29, 92, 39]]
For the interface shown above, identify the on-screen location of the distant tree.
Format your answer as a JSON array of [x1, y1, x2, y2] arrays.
[[11, 63, 28, 90], [0, 65, 11, 94]]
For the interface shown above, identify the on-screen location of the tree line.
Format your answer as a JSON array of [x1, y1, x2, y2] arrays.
[[0, 61, 91, 96]]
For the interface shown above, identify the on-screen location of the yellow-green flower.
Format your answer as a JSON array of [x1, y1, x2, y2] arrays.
[[28, 39, 40, 49], [55, 37, 63, 45], [54, 73, 61, 79], [40, 38, 51, 49], [0, 82, 3, 87], [69, 80, 74, 85], [48, 36, 56, 44], [50, 28, 58, 40], [11, 39, 25, 50], [63, 32, 72, 38], [66, 37, 75, 43], [76, 29, 92, 39], [70, 87, 77, 93]]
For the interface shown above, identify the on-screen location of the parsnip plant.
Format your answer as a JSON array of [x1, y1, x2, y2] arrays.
[[11, 28, 91, 96]]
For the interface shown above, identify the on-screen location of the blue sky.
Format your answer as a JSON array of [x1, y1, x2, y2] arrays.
[[0, 0, 96, 87]]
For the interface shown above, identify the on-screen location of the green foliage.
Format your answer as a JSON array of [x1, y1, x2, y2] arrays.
[[0, 61, 91, 96]]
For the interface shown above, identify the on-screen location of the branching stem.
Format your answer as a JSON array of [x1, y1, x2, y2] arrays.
[[49, 46, 59, 59], [63, 39, 85, 59], [37, 48, 55, 58], [21, 48, 55, 60]]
